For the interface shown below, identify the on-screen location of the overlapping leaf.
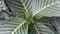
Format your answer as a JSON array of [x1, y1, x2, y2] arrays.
[[5, 0, 26, 18], [35, 22, 55, 34], [31, 0, 60, 17], [28, 22, 54, 34], [34, 17, 59, 34], [34, 17, 52, 25], [0, 18, 28, 34], [19, 0, 60, 17], [0, 0, 59, 34]]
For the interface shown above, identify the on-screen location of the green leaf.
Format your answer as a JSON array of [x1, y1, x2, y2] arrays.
[[0, 18, 28, 34], [5, 0, 26, 18], [34, 17, 52, 25], [5, 0, 33, 22], [32, 0, 60, 17], [34, 17, 58, 34], [34, 22, 54, 34]]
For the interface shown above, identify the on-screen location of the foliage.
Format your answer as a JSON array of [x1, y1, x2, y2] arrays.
[[0, 0, 60, 34]]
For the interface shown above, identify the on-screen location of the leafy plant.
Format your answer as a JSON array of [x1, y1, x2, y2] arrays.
[[0, 0, 60, 34]]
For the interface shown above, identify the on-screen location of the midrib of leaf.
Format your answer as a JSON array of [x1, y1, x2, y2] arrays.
[[34, 25, 40, 34], [21, 0, 34, 23], [12, 21, 26, 34], [21, 0, 31, 20], [32, 1, 58, 17], [20, 0, 30, 18], [20, 0, 28, 12]]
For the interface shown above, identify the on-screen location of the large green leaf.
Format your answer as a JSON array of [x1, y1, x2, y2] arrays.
[[5, 0, 26, 18], [34, 17, 52, 25], [34, 17, 58, 34], [32, 0, 60, 17], [5, 0, 34, 23], [34, 22, 54, 34], [0, 18, 28, 34], [28, 22, 54, 34]]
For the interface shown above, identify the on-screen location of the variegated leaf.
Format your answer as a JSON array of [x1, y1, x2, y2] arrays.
[[34, 17, 52, 25], [5, 0, 26, 18], [28, 22, 54, 34], [34, 22, 54, 34], [0, 18, 28, 34], [31, 0, 60, 17], [34, 17, 58, 34]]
